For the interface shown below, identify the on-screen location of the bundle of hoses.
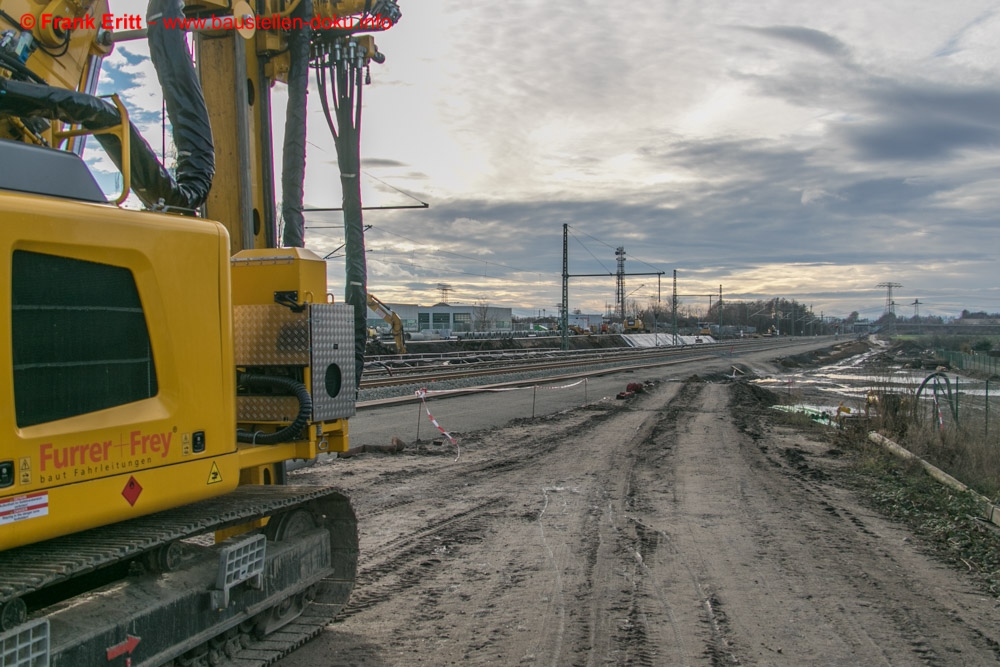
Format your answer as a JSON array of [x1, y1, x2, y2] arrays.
[[236, 373, 312, 445], [0, 0, 214, 211]]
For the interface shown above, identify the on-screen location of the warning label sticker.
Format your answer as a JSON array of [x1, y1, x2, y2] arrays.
[[207, 462, 223, 485], [121, 476, 142, 507], [0, 492, 49, 525]]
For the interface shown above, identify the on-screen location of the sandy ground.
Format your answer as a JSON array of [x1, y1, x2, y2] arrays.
[[276, 341, 1000, 666]]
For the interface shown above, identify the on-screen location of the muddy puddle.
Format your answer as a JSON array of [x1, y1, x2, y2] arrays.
[[753, 341, 996, 419]]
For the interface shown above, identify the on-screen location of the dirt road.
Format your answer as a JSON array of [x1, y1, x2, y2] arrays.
[[279, 368, 1000, 665]]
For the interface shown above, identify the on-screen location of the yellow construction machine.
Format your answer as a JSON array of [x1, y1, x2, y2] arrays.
[[0, 0, 399, 663], [624, 317, 645, 333], [367, 292, 407, 353]]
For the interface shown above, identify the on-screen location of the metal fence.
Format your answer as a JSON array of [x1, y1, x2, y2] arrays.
[[911, 370, 996, 440], [936, 349, 1000, 376]]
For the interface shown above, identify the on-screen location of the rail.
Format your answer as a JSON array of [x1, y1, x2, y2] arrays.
[[360, 338, 824, 390]]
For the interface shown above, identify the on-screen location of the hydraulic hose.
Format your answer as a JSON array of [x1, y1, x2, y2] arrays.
[[0, 51, 46, 84], [144, 0, 215, 210], [236, 373, 312, 445], [280, 0, 312, 247], [0, 0, 214, 211]]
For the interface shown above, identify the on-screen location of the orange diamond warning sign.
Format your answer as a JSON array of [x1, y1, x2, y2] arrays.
[[122, 476, 142, 506], [207, 462, 223, 485]]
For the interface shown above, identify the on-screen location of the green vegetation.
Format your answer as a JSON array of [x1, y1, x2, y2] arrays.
[[891, 334, 999, 354], [839, 428, 1000, 596]]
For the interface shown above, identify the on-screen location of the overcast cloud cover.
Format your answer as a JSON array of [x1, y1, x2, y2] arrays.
[[92, 1, 1000, 319]]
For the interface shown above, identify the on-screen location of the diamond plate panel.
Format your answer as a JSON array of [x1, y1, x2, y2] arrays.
[[234, 305, 310, 366], [310, 303, 356, 420], [237, 396, 301, 423]]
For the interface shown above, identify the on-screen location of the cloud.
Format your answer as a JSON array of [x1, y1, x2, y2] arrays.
[[831, 82, 1000, 161], [933, 9, 997, 58], [838, 118, 1000, 161], [737, 25, 852, 61], [75, 0, 1000, 317], [362, 158, 408, 168], [801, 188, 838, 205]]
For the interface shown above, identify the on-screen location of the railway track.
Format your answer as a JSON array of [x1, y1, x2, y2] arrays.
[[359, 337, 823, 390]]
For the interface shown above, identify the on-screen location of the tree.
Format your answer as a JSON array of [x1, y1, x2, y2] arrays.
[[473, 296, 493, 332], [640, 299, 670, 332]]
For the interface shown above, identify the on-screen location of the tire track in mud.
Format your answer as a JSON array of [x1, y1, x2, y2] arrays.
[[347, 402, 626, 521], [534, 485, 568, 664], [726, 384, 906, 662], [426, 383, 690, 666], [735, 443, 936, 665], [279, 344, 1000, 666], [330, 399, 642, 629], [340, 499, 508, 619], [727, 382, 1000, 665], [621, 381, 744, 666], [727, 386, 944, 664], [569, 380, 730, 667], [456, 403, 629, 479], [625, 515, 740, 667], [514, 417, 659, 666]]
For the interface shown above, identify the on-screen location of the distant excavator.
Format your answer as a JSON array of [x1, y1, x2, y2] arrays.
[[367, 292, 408, 353]]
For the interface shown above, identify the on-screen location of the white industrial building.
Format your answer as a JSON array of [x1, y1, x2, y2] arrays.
[[367, 302, 512, 336]]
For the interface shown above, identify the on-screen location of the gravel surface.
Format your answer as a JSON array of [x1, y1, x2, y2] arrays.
[[357, 340, 816, 404]]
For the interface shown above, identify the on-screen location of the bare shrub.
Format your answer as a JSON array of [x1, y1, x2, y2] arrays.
[[867, 365, 1000, 500]]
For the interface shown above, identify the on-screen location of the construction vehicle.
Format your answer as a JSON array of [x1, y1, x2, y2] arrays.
[[0, 0, 400, 664], [554, 323, 584, 336], [367, 292, 407, 353], [624, 317, 645, 333]]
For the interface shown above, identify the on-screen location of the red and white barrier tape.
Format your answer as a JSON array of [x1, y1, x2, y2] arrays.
[[415, 388, 459, 460], [414, 379, 588, 461], [419, 378, 586, 397], [538, 379, 585, 390]]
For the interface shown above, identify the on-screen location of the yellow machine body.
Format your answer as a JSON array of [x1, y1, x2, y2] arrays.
[[312, 0, 376, 18], [231, 247, 329, 307], [0, 189, 240, 550], [0, 0, 379, 553], [0, 0, 395, 658], [231, 248, 352, 459]]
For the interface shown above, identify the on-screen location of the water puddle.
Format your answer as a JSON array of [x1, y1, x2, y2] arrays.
[[755, 343, 996, 425]]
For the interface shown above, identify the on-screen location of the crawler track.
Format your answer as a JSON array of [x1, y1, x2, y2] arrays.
[[1, 486, 358, 667]]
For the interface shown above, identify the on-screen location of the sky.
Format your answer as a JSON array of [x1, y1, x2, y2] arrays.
[[88, 1, 1000, 320]]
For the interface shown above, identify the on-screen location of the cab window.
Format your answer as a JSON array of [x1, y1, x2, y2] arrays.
[[12, 250, 158, 427]]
